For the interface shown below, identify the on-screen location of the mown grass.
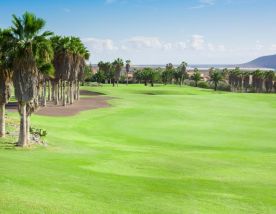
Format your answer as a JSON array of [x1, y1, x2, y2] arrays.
[[0, 84, 276, 213]]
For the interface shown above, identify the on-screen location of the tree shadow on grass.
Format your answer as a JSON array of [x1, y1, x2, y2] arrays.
[[80, 90, 106, 96], [0, 140, 17, 150]]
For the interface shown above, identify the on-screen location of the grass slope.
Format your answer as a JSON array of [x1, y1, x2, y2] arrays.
[[0, 85, 276, 213]]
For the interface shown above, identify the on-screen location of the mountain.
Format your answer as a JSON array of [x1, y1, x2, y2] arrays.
[[240, 54, 276, 69]]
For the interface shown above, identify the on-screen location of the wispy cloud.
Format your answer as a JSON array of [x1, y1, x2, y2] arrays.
[[190, 0, 215, 9], [105, 0, 117, 4], [63, 8, 71, 13]]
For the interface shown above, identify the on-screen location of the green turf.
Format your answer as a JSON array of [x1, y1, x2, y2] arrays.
[[0, 84, 276, 213]]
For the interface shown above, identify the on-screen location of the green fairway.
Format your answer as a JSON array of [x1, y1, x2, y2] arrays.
[[0, 85, 276, 213]]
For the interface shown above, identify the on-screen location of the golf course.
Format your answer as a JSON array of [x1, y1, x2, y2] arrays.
[[0, 84, 275, 214]]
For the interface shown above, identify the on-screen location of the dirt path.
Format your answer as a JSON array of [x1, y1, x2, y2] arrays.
[[7, 90, 113, 117]]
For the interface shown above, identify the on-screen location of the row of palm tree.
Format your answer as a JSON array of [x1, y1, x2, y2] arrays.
[[51, 36, 89, 106], [223, 68, 276, 93], [94, 59, 276, 93], [0, 12, 89, 146]]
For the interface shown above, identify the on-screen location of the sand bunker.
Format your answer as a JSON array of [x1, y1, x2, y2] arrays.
[[7, 90, 113, 117]]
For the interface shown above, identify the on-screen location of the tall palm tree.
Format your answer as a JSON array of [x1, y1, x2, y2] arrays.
[[10, 12, 53, 146], [103, 62, 112, 84], [234, 67, 242, 91], [191, 68, 201, 87], [252, 70, 264, 93], [125, 60, 131, 85], [242, 71, 251, 92], [51, 36, 72, 106], [112, 58, 124, 86], [209, 69, 223, 91], [69, 37, 89, 102], [178, 61, 188, 86], [97, 61, 112, 84], [0, 28, 13, 137], [264, 71, 274, 93]]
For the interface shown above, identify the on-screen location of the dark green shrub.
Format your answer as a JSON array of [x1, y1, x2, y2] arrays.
[[30, 127, 47, 137], [183, 79, 196, 87], [197, 81, 210, 89], [214, 82, 231, 91]]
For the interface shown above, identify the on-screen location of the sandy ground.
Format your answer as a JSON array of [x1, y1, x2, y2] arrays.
[[6, 90, 113, 117]]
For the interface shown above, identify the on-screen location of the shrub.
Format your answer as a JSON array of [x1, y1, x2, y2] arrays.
[[211, 82, 231, 91], [30, 127, 47, 137], [197, 81, 210, 89], [183, 79, 196, 87]]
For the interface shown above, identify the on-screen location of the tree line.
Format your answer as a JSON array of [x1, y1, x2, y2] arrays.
[[0, 12, 89, 147], [88, 61, 276, 93]]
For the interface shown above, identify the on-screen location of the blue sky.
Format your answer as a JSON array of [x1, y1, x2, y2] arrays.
[[1, 0, 276, 64]]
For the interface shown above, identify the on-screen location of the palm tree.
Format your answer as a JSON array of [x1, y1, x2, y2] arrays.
[[50, 36, 62, 105], [209, 69, 223, 91], [51, 36, 72, 106], [234, 67, 242, 91], [40, 62, 55, 106], [161, 63, 174, 85], [264, 71, 274, 93], [191, 68, 201, 87], [0, 28, 13, 137], [242, 71, 251, 92], [252, 70, 264, 93], [112, 58, 124, 86], [173, 68, 182, 85], [103, 62, 112, 84], [125, 60, 131, 85], [70, 37, 89, 101], [274, 75, 276, 93], [10, 12, 53, 146], [178, 61, 188, 86]]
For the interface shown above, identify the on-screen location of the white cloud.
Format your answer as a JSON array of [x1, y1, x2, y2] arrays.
[[176, 42, 186, 50], [270, 44, 276, 51], [82, 35, 239, 64], [82, 35, 227, 55], [207, 43, 215, 51], [190, 35, 205, 50], [218, 45, 225, 51], [83, 38, 118, 52], [255, 40, 264, 50], [126, 36, 163, 49]]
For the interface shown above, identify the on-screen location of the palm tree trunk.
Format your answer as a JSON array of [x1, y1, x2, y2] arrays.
[[126, 72, 129, 85], [0, 103, 5, 137], [47, 80, 51, 101], [43, 80, 47, 107], [59, 80, 62, 101], [26, 114, 30, 143], [69, 82, 73, 104], [54, 82, 59, 105], [63, 81, 66, 106], [18, 102, 28, 147], [51, 81, 55, 101], [76, 81, 80, 100], [66, 82, 70, 104]]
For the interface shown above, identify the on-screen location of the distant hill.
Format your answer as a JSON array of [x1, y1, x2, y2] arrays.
[[240, 54, 276, 69]]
